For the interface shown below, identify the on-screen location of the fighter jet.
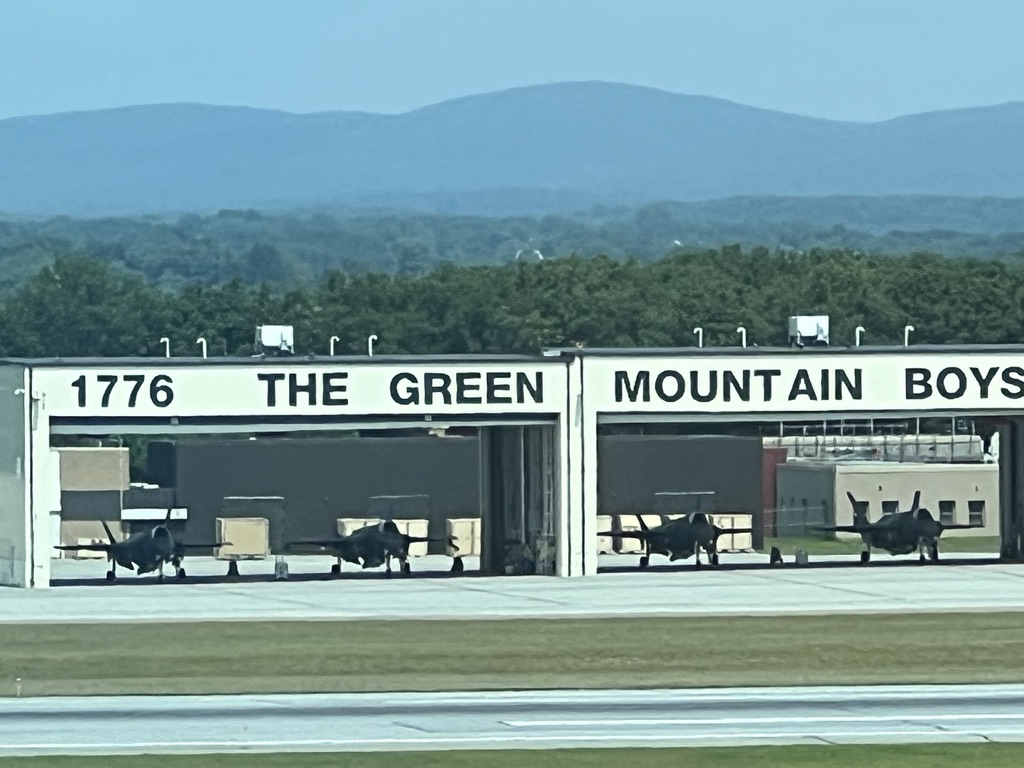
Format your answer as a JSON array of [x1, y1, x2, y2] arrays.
[[811, 491, 984, 563], [54, 510, 229, 583], [287, 519, 462, 577], [599, 513, 753, 569]]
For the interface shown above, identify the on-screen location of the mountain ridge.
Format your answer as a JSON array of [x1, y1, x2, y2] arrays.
[[2, 81, 1023, 217]]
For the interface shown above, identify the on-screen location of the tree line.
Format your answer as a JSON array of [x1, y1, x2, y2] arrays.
[[0, 246, 1020, 360], [2, 200, 1024, 295]]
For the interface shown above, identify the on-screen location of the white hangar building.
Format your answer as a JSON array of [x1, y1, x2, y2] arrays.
[[3, 322, 1024, 587]]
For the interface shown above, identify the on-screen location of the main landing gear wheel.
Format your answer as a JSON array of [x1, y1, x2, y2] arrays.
[[711, 553, 720, 566], [638, 555, 650, 569], [176, 568, 187, 580], [860, 550, 871, 564], [105, 570, 116, 583], [450, 556, 464, 574], [930, 542, 940, 562], [402, 562, 412, 577], [330, 563, 341, 576]]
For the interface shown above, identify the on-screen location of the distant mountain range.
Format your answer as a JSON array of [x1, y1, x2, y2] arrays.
[[2, 81, 1024, 218]]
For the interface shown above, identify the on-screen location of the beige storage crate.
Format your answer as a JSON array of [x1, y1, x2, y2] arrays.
[[215, 517, 270, 560], [445, 518, 480, 556]]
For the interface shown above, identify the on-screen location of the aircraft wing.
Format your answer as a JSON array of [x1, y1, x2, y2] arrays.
[[404, 535, 460, 552], [809, 524, 877, 534], [176, 541, 232, 549], [940, 523, 986, 531], [597, 529, 653, 539], [284, 538, 345, 549], [54, 543, 112, 552]]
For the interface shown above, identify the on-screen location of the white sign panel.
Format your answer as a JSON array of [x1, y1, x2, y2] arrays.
[[586, 353, 1024, 414], [35, 363, 567, 418]]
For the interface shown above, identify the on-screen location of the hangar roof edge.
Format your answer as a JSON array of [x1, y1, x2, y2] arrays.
[[542, 344, 1024, 358], [0, 353, 564, 368]]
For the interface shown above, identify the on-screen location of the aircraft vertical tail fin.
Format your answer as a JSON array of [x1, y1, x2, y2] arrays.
[[635, 514, 649, 532], [100, 520, 117, 545], [910, 491, 921, 512]]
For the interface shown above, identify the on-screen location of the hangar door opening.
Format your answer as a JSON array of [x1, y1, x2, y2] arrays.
[[479, 425, 559, 575]]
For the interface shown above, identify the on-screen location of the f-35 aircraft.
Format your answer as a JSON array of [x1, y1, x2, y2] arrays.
[[599, 513, 753, 569], [287, 519, 461, 577], [54, 510, 229, 583], [811, 491, 984, 563]]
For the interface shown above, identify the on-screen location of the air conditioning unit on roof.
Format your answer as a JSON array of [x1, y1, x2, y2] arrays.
[[254, 325, 294, 356], [788, 315, 829, 347]]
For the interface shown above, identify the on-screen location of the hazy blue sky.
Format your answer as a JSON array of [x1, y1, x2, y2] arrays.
[[2, 0, 1021, 122]]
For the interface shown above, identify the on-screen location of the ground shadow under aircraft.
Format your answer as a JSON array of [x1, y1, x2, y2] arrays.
[[47, 554, 1003, 587]]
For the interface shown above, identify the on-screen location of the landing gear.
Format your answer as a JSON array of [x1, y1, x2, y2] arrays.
[[105, 570, 116, 583], [227, 561, 240, 578], [401, 561, 412, 577], [330, 562, 341, 576], [638, 555, 650, 569], [450, 556, 465, 574], [711, 552, 720, 566], [860, 549, 871, 564], [930, 542, 940, 562], [176, 567, 187, 580]]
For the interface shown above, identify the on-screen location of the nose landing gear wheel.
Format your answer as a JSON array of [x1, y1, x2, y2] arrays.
[[450, 556, 464, 574], [105, 570, 116, 583], [859, 550, 871, 564], [638, 555, 650, 569], [330, 563, 341, 576]]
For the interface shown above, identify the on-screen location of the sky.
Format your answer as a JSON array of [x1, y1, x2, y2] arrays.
[[2, 0, 1022, 123]]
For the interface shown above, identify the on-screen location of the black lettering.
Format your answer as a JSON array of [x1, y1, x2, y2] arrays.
[[820, 369, 830, 400], [906, 368, 932, 400], [970, 366, 998, 398], [835, 369, 862, 400], [723, 370, 750, 401], [288, 372, 317, 407], [516, 371, 543, 404], [654, 370, 685, 402], [424, 373, 452, 405], [322, 372, 349, 405], [615, 371, 650, 403], [456, 372, 482, 404], [258, 373, 286, 407], [391, 372, 418, 405], [486, 372, 512, 403], [788, 369, 817, 401], [936, 367, 967, 400], [690, 370, 717, 403], [753, 369, 781, 401], [1001, 367, 1024, 399]]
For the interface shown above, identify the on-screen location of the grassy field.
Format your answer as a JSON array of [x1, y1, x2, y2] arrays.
[[760, 535, 1000, 556], [2, 612, 1024, 697], [3, 745, 1024, 768]]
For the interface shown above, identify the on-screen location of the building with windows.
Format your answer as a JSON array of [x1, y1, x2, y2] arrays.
[[774, 461, 999, 538]]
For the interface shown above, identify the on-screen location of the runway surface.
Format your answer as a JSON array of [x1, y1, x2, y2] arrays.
[[2, 554, 1024, 624], [3, 684, 1024, 755]]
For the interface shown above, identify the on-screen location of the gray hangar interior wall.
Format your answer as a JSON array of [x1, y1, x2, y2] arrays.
[[597, 434, 765, 530], [151, 436, 482, 546]]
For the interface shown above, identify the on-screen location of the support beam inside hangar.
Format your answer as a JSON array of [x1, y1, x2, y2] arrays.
[[2, 355, 572, 588]]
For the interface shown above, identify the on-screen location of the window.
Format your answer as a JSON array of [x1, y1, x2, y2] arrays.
[[938, 500, 956, 525], [882, 500, 899, 516], [969, 500, 986, 527]]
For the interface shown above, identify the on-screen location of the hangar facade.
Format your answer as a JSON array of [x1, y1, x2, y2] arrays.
[[5, 343, 1024, 587], [0, 355, 576, 588], [557, 344, 1024, 575]]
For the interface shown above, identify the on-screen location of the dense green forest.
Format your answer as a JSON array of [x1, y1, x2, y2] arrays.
[[2, 198, 1024, 294], [1, 247, 1020, 360]]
